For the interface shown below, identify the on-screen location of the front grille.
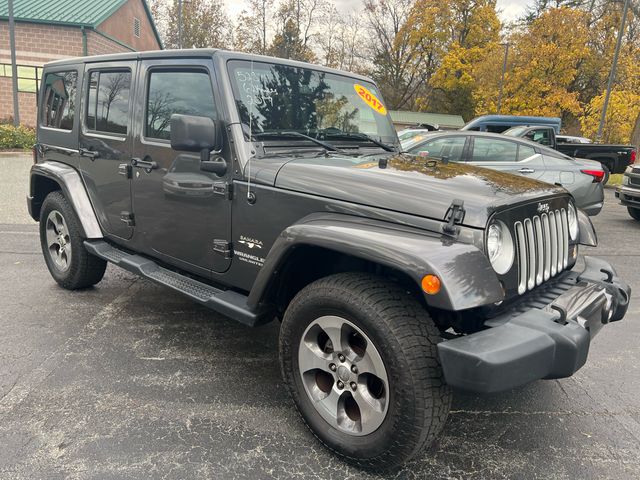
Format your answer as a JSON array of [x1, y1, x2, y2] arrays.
[[629, 176, 640, 187], [514, 209, 569, 295]]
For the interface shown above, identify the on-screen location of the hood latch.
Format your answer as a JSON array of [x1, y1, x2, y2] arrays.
[[442, 199, 465, 237]]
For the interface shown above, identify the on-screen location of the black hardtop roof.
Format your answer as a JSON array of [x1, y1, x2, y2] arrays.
[[45, 48, 375, 83]]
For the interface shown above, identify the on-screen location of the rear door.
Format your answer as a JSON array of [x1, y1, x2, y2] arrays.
[[130, 58, 232, 275], [469, 137, 546, 180], [79, 61, 136, 240]]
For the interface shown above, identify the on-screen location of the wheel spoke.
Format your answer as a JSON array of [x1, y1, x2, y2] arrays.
[[298, 340, 331, 374], [352, 387, 386, 434], [54, 212, 65, 233], [314, 316, 346, 353], [353, 343, 386, 377], [318, 387, 342, 418], [45, 224, 59, 249]]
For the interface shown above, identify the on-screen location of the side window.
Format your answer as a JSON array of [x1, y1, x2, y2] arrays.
[[41, 71, 77, 130], [410, 137, 466, 162], [86, 70, 132, 135], [471, 138, 518, 162], [145, 70, 217, 141], [517, 144, 537, 161]]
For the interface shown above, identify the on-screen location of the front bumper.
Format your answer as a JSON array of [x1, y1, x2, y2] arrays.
[[438, 256, 631, 393], [616, 185, 640, 208]]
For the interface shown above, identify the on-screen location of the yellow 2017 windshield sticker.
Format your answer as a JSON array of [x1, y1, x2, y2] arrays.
[[354, 84, 387, 116]]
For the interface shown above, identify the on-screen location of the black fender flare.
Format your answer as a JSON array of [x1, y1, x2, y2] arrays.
[[29, 161, 102, 239], [247, 214, 504, 311]]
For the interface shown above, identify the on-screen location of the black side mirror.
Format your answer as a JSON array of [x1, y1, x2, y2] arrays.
[[170, 114, 226, 176]]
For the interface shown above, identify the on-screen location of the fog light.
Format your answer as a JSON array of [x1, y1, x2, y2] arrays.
[[421, 274, 441, 295]]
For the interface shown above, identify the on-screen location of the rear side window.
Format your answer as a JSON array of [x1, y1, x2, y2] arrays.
[[517, 144, 536, 160], [41, 71, 77, 130], [86, 70, 132, 135], [471, 138, 518, 162], [145, 70, 217, 141]]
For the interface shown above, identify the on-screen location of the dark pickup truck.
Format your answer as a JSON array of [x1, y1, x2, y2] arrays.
[[28, 49, 631, 469], [503, 125, 637, 180]]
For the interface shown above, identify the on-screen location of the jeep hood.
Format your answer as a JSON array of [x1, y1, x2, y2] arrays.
[[252, 154, 567, 228]]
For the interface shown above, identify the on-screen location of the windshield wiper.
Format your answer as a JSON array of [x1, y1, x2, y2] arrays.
[[252, 131, 342, 152], [322, 131, 398, 152]]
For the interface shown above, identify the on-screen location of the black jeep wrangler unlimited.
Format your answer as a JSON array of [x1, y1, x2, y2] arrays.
[[28, 50, 630, 468]]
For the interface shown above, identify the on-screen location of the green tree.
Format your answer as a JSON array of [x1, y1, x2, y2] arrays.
[[268, 18, 316, 62]]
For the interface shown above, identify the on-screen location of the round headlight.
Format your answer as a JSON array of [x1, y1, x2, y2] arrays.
[[567, 203, 579, 240], [487, 220, 514, 275]]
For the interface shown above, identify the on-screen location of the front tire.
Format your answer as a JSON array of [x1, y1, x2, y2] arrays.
[[279, 273, 451, 469], [628, 207, 640, 221], [39, 191, 107, 289]]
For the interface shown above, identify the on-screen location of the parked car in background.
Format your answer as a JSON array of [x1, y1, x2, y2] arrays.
[[503, 125, 637, 182], [615, 165, 640, 221], [397, 128, 432, 143], [461, 114, 561, 133], [397, 124, 440, 142], [402, 131, 605, 215]]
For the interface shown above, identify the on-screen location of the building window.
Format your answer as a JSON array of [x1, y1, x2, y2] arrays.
[[41, 71, 77, 130], [133, 17, 141, 38], [0, 64, 43, 94], [145, 70, 217, 141], [86, 70, 132, 135]]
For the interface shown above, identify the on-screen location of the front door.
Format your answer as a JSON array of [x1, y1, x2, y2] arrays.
[[130, 58, 232, 275], [79, 61, 136, 240]]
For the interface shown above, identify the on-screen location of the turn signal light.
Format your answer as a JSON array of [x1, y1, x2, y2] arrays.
[[421, 274, 441, 295], [581, 169, 605, 183]]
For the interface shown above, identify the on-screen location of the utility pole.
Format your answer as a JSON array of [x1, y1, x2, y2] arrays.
[[178, 0, 183, 49], [8, 0, 20, 126], [596, 0, 630, 141], [497, 43, 509, 115]]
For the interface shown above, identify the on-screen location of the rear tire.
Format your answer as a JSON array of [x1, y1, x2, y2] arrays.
[[628, 207, 640, 221], [39, 191, 107, 289], [279, 272, 451, 469], [602, 165, 611, 185]]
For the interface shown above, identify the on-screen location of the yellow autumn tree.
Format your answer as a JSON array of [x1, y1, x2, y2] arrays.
[[581, 90, 640, 143], [500, 7, 590, 118], [405, 0, 501, 119]]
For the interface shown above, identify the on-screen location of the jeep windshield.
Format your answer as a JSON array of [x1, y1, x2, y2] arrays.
[[228, 60, 398, 152]]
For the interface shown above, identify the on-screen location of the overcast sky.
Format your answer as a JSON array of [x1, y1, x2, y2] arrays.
[[226, 0, 532, 23]]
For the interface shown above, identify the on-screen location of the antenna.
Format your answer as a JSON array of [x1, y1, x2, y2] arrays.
[[247, 59, 254, 202]]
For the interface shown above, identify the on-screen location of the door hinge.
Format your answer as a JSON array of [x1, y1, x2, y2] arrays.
[[442, 199, 465, 237], [120, 211, 135, 227], [118, 163, 132, 178], [213, 239, 233, 259], [213, 182, 233, 199]]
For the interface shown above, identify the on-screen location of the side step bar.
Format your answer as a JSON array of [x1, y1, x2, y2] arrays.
[[84, 240, 270, 326]]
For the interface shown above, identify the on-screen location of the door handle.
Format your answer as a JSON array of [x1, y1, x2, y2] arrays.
[[131, 157, 158, 171], [79, 148, 99, 159], [519, 167, 535, 174]]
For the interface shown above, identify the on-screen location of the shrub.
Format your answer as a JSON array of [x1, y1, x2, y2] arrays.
[[0, 124, 36, 150]]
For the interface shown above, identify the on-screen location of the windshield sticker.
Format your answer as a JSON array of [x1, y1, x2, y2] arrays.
[[354, 84, 387, 116]]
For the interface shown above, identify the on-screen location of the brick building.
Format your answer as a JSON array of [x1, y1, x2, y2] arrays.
[[0, 0, 162, 126]]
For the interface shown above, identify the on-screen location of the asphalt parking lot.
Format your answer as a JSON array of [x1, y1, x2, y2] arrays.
[[1, 153, 639, 479]]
